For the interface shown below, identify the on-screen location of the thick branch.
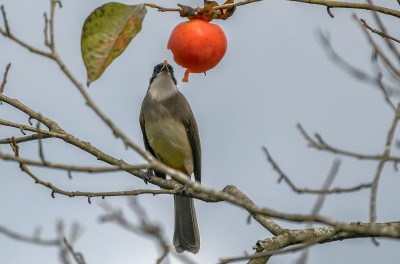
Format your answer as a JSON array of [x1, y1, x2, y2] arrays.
[[224, 221, 400, 264]]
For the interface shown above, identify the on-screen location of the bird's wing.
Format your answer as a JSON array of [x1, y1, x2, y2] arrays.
[[183, 105, 201, 183], [140, 106, 166, 179]]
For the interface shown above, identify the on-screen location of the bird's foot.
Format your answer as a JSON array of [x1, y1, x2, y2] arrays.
[[144, 169, 155, 184], [177, 184, 189, 195]]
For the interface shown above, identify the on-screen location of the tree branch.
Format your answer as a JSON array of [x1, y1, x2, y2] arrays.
[[360, 18, 400, 44], [0, 4, 149, 158], [297, 123, 400, 163], [0, 62, 11, 97], [0, 151, 149, 173], [263, 146, 372, 194], [370, 102, 400, 223], [0, 225, 59, 246], [289, 0, 400, 19]]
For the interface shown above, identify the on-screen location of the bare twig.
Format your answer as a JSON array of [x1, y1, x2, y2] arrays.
[[354, 14, 400, 80], [370, 102, 400, 223], [144, 3, 180, 12], [311, 160, 340, 214], [297, 124, 400, 162], [0, 225, 59, 246], [1, 220, 85, 264], [0, 6, 52, 58], [0, 4, 148, 158], [0, 151, 149, 173], [0, 5, 10, 34], [43, 12, 50, 47], [263, 146, 371, 194], [317, 31, 397, 110], [366, 0, 400, 62], [0, 133, 52, 144], [0, 119, 62, 138], [100, 200, 198, 264], [48, 0, 59, 51], [360, 18, 400, 44], [0, 63, 11, 97], [297, 159, 340, 264], [289, 0, 400, 19], [36, 121, 47, 164], [212, 0, 262, 10], [63, 237, 86, 264]]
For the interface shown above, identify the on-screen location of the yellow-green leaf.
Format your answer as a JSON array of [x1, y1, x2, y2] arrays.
[[81, 2, 147, 86]]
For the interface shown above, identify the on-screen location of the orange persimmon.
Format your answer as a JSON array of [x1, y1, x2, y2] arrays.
[[167, 19, 227, 82]]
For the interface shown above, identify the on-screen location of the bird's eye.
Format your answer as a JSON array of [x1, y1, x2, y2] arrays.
[[153, 64, 163, 75], [167, 65, 174, 74]]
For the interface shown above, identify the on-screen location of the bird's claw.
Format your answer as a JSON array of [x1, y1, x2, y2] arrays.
[[177, 184, 189, 195], [144, 169, 155, 184]]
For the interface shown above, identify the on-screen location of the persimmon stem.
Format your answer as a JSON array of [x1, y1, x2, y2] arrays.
[[144, 0, 262, 19]]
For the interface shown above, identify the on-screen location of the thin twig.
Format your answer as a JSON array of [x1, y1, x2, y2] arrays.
[[0, 6, 52, 58], [100, 200, 189, 264], [263, 147, 371, 194], [0, 225, 59, 246], [297, 124, 400, 162], [297, 159, 340, 264], [366, 0, 400, 62], [48, 0, 58, 51], [0, 119, 62, 138], [63, 237, 86, 264], [9, 146, 175, 201], [312, 160, 340, 214], [360, 18, 400, 44], [0, 4, 148, 157], [0, 151, 149, 172], [370, 102, 400, 223], [43, 12, 50, 47], [0, 5, 10, 34], [144, 3, 180, 12], [36, 120, 47, 165], [0, 133, 51, 144], [212, 0, 262, 10], [317, 31, 397, 110], [354, 14, 400, 81], [289, 0, 400, 19], [0, 63, 11, 97]]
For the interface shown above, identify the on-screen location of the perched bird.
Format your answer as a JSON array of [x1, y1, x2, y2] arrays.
[[139, 61, 201, 254]]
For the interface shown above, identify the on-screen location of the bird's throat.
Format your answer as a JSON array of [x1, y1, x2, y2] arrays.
[[148, 72, 178, 101]]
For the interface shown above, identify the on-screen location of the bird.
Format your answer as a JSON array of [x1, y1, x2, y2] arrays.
[[139, 60, 201, 254]]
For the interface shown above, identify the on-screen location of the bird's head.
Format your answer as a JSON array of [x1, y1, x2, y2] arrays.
[[150, 60, 177, 85]]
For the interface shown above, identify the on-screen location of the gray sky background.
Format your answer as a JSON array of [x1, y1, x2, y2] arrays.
[[1, 0, 400, 263]]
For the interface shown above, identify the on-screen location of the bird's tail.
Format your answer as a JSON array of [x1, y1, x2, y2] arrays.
[[173, 195, 200, 254]]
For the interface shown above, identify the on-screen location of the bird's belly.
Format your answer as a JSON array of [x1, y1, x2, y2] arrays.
[[145, 118, 193, 174]]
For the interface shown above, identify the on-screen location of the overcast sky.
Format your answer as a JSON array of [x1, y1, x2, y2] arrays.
[[1, 0, 400, 263]]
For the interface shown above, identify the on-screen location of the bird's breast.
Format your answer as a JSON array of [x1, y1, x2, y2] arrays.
[[145, 117, 194, 175]]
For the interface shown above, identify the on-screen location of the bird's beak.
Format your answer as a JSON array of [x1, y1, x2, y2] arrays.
[[161, 60, 168, 71]]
